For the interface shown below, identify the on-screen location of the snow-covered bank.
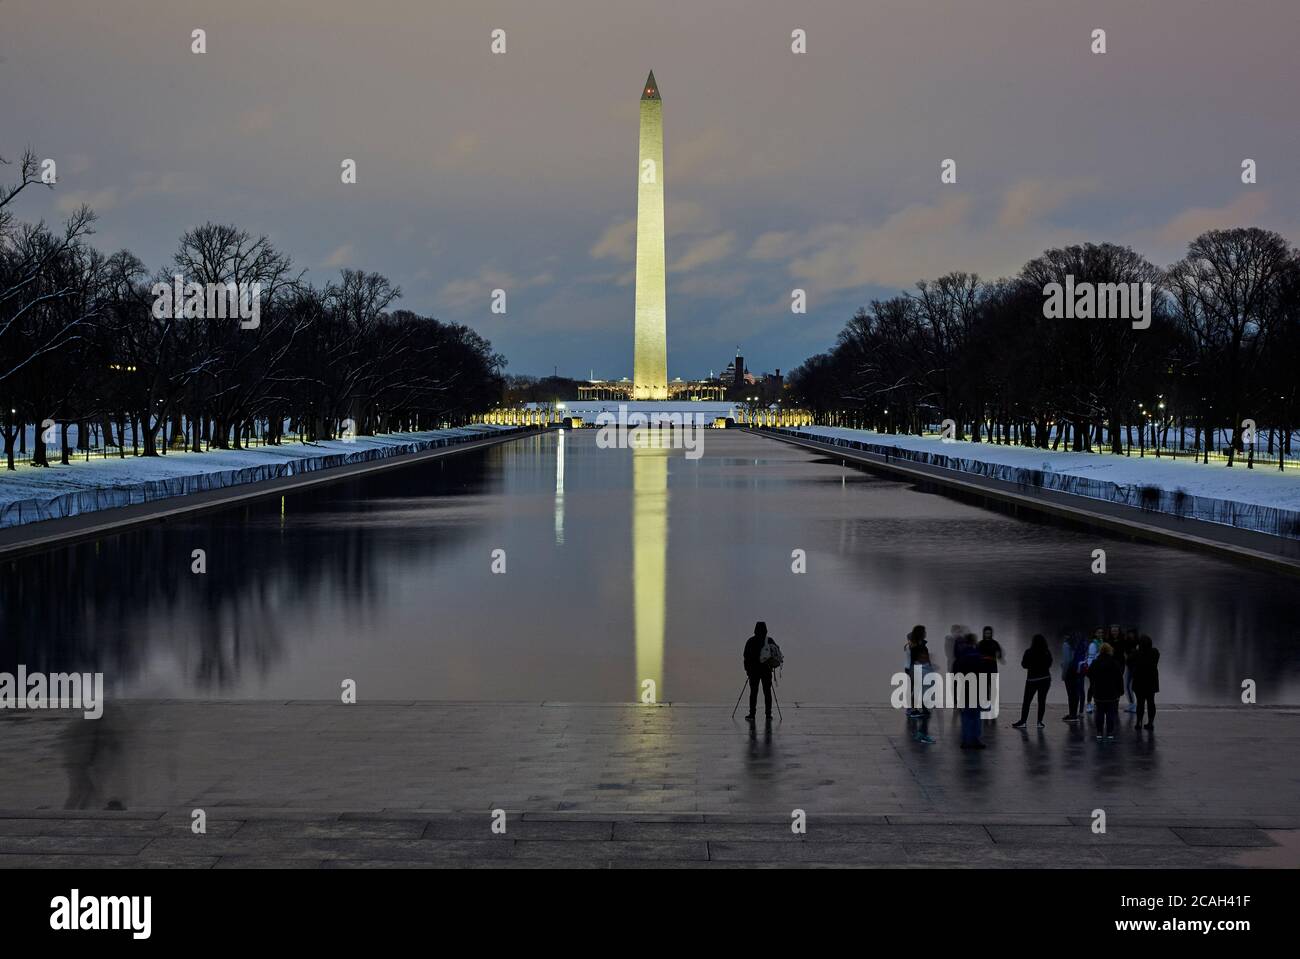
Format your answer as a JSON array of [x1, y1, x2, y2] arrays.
[[0, 425, 527, 529], [773, 426, 1300, 540]]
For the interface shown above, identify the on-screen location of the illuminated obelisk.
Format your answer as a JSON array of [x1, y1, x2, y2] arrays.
[[633, 70, 668, 400]]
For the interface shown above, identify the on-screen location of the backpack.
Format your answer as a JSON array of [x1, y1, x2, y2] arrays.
[[760, 638, 784, 669]]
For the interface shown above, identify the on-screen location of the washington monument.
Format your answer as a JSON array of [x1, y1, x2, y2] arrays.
[[633, 70, 668, 400]]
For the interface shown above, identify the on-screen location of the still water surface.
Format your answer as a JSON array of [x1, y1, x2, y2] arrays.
[[4, 430, 1298, 703]]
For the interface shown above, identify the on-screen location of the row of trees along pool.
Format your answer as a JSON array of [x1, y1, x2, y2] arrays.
[[788, 229, 1300, 467], [0, 150, 505, 470]]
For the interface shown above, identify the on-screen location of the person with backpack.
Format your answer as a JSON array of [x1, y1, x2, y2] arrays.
[[1131, 634, 1160, 730], [1012, 634, 1053, 728], [742, 621, 780, 723], [1088, 642, 1125, 741]]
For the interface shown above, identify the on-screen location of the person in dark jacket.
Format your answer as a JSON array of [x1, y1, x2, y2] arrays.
[[742, 621, 774, 723], [976, 635, 1002, 725], [904, 625, 928, 717], [1088, 643, 1125, 740], [955, 633, 986, 748], [951, 628, 975, 671], [1084, 627, 1104, 713], [1060, 630, 1087, 723], [1131, 634, 1160, 730], [1012, 634, 1053, 728], [980, 626, 1005, 665]]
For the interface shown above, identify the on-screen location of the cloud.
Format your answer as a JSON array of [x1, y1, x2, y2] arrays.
[[1153, 191, 1273, 248], [742, 181, 1136, 292], [434, 132, 480, 169], [748, 230, 800, 261], [323, 244, 354, 268], [590, 218, 635, 261], [54, 170, 193, 216], [669, 127, 800, 186], [740, 182, 1289, 302], [664, 200, 716, 237], [591, 201, 721, 264], [673, 270, 750, 298], [56, 187, 120, 215], [670, 128, 735, 184], [239, 106, 275, 135], [997, 177, 1098, 229], [670, 231, 735, 272], [747, 194, 988, 291], [437, 267, 552, 311]]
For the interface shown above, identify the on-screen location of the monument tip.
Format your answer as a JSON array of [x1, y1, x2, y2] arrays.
[[641, 70, 660, 101]]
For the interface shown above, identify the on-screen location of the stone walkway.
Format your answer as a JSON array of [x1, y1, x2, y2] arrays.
[[0, 702, 1296, 867]]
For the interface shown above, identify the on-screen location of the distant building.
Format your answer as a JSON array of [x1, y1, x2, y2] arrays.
[[578, 376, 725, 401]]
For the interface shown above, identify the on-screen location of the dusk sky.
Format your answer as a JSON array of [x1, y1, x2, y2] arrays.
[[7, 0, 1299, 379]]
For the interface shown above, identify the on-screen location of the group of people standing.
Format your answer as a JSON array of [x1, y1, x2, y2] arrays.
[[902, 624, 1161, 748], [1059, 625, 1161, 736]]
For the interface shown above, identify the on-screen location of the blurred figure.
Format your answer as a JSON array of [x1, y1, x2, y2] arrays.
[[977, 633, 1002, 725], [61, 706, 132, 810], [1121, 627, 1140, 712], [904, 625, 928, 718], [1084, 627, 1104, 713], [944, 624, 963, 672], [911, 648, 937, 744], [955, 633, 986, 749], [1106, 624, 1128, 713]]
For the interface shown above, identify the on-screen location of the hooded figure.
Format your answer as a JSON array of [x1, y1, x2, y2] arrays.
[[742, 621, 774, 723], [1131, 635, 1160, 729]]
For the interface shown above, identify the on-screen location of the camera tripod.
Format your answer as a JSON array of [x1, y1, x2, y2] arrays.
[[730, 675, 783, 721]]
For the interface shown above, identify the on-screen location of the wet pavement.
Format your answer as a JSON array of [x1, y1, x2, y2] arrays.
[[0, 701, 1295, 867]]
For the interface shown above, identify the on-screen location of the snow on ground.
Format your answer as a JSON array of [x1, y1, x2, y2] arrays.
[[795, 427, 1300, 511], [0, 425, 517, 528]]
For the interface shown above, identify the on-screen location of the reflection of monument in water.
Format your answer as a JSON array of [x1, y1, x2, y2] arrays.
[[551, 427, 667, 700], [632, 439, 668, 701]]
